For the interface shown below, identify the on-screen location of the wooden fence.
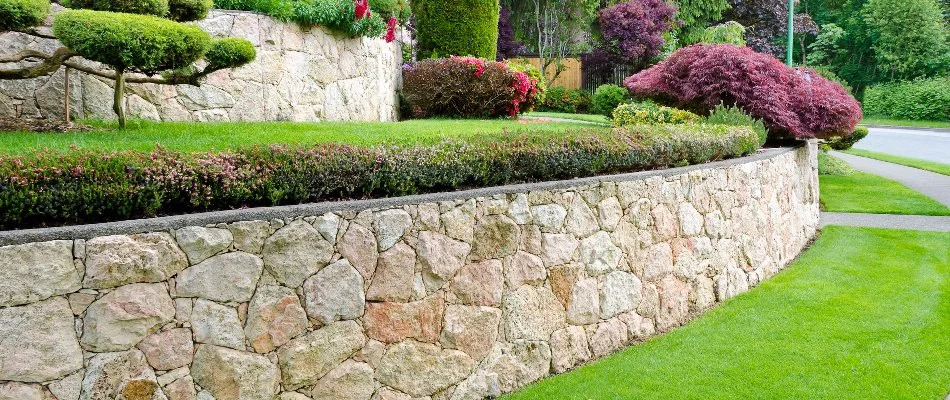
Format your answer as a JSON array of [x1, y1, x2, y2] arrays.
[[516, 56, 635, 93]]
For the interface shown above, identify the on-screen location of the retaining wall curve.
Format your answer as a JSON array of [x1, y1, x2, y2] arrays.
[[0, 144, 819, 400]]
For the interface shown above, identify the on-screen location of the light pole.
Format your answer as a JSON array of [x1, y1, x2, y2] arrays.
[[786, 0, 795, 66]]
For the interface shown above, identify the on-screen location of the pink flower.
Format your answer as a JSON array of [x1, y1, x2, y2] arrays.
[[354, 0, 369, 19], [384, 16, 398, 42]]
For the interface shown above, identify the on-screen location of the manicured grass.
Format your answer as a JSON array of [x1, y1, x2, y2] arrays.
[[0, 119, 601, 154], [861, 116, 950, 130], [507, 226, 950, 399], [525, 112, 611, 124], [819, 171, 950, 216], [845, 149, 950, 176]]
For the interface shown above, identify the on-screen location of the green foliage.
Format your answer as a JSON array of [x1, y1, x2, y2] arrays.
[[212, 0, 294, 19], [537, 86, 592, 114], [53, 10, 210, 72], [863, 77, 950, 121], [0, 125, 758, 228], [369, 0, 411, 22], [808, 65, 853, 95], [818, 152, 856, 175], [0, 0, 49, 31], [863, 0, 949, 80], [673, 0, 732, 44], [806, 23, 846, 67], [699, 21, 746, 45], [64, 0, 169, 17], [705, 103, 768, 146], [205, 38, 256, 70], [612, 102, 702, 126], [413, 0, 499, 59], [591, 84, 631, 117], [825, 126, 869, 150], [167, 0, 211, 21], [212, 0, 388, 37], [508, 60, 547, 108]]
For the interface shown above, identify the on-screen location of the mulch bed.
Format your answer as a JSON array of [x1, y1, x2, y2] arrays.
[[0, 117, 92, 132]]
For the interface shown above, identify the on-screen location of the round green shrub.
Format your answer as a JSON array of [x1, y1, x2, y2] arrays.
[[863, 77, 950, 121], [591, 84, 631, 117], [64, 0, 169, 17], [612, 102, 702, 126], [54, 9, 210, 72], [168, 0, 212, 21], [826, 126, 869, 151], [0, 0, 50, 31], [412, 0, 499, 59], [205, 37, 256, 69], [705, 103, 768, 146]]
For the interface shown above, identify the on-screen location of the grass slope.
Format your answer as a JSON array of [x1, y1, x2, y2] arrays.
[[819, 172, 950, 216], [861, 117, 950, 130], [845, 149, 950, 176], [506, 226, 950, 400], [0, 119, 600, 154]]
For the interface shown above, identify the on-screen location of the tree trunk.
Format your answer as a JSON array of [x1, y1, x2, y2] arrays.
[[113, 71, 126, 129]]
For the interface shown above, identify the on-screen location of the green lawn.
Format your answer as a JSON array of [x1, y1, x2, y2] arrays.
[[861, 117, 950, 130], [819, 172, 950, 215], [507, 226, 950, 400], [525, 112, 611, 124], [0, 119, 602, 154], [845, 149, 950, 176]]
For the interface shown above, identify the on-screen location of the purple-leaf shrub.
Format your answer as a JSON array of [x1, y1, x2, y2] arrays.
[[496, 7, 524, 60], [625, 44, 862, 139], [598, 0, 678, 65]]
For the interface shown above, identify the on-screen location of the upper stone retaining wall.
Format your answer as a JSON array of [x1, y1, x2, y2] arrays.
[[0, 9, 402, 122], [0, 144, 819, 400]]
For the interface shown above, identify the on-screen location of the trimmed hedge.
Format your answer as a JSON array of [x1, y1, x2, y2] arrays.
[[412, 0, 499, 59], [0, 0, 50, 31], [0, 125, 759, 229], [53, 9, 210, 72], [212, 0, 388, 37], [591, 84, 631, 117], [863, 77, 950, 122], [64, 0, 169, 17], [167, 0, 212, 21], [205, 38, 257, 70], [612, 102, 702, 126]]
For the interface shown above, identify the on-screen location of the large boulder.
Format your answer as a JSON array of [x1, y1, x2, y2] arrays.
[[0, 297, 83, 382]]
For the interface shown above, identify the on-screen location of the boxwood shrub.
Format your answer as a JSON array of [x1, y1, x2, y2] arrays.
[[205, 38, 257, 70], [612, 102, 702, 126], [863, 77, 950, 122], [591, 84, 631, 117], [64, 0, 169, 17], [0, 125, 758, 229], [412, 0, 499, 59], [0, 0, 50, 31], [53, 9, 210, 72], [167, 0, 212, 21], [538, 86, 592, 114]]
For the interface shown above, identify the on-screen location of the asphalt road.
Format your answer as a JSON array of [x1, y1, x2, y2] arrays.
[[854, 126, 950, 164]]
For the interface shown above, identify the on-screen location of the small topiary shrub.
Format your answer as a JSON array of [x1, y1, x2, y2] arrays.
[[401, 56, 541, 118], [167, 0, 212, 21], [412, 0, 499, 59], [863, 77, 950, 122], [825, 126, 869, 151], [64, 0, 169, 17], [0, 124, 758, 229], [612, 102, 702, 126], [0, 0, 49, 31], [592, 84, 631, 117], [625, 44, 863, 139], [705, 103, 768, 146], [54, 10, 210, 73], [538, 86, 592, 114], [205, 38, 257, 70]]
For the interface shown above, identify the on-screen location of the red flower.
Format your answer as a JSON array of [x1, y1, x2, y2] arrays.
[[354, 0, 369, 19], [384, 16, 398, 42]]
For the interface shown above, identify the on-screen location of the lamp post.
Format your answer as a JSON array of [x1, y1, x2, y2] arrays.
[[786, 0, 795, 66]]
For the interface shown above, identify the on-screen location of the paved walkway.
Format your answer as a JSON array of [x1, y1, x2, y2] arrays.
[[820, 212, 950, 231], [830, 151, 950, 207]]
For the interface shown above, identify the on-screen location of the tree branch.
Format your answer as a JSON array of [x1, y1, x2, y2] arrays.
[[0, 47, 79, 79]]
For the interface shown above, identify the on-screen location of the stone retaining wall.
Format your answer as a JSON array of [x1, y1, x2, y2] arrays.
[[0, 9, 402, 122], [0, 144, 819, 400]]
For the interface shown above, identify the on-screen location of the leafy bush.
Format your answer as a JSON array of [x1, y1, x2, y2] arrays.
[[212, 0, 390, 37], [612, 102, 702, 126], [592, 84, 631, 117], [212, 0, 293, 19], [0, 0, 49, 31], [699, 21, 746, 45], [54, 10, 210, 73], [705, 103, 768, 146], [626, 44, 863, 139], [0, 125, 759, 229], [64, 0, 169, 17], [412, 0, 499, 59], [167, 0, 212, 21], [825, 126, 869, 151], [401, 56, 541, 118], [537, 86, 591, 114], [205, 38, 257, 70], [508, 60, 546, 110], [863, 77, 950, 121], [818, 152, 856, 175], [597, 0, 678, 65], [369, 0, 410, 22]]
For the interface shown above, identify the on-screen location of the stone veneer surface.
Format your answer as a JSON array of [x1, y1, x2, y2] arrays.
[[0, 144, 818, 400], [0, 9, 402, 122]]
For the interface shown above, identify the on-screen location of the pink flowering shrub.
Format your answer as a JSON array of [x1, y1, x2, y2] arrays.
[[0, 124, 758, 229], [625, 44, 863, 139], [401, 56, 541, 118]]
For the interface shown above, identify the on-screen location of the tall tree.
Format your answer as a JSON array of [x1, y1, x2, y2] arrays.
[[502, 0, 599, 84], [863, 0, 949, 80]]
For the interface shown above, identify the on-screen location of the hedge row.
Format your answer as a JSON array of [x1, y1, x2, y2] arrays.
[[0, 125, 759, 229], [0, 0, 50, 31], [412, 0, 499, 59], [863, 77, 950, 122]]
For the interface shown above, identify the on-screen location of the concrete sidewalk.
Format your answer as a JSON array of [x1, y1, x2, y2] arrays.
[[821, 212, 950, 232], [830, 151, 950, 207]]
